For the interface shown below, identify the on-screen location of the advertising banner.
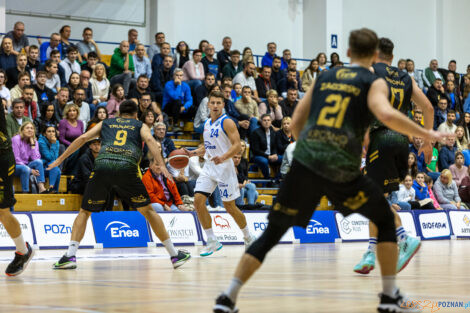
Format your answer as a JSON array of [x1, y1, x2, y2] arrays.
[[293, 211, 339, 243], [448, 211, 470, 237], [149, 213, 200, 244], [416, 211, 451, 240], [0, 214, 35, 248]]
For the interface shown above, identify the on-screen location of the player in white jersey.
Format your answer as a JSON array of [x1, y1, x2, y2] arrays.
[[187, 91, 255, 256]]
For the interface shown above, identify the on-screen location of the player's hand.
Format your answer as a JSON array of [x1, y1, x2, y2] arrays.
[[427, 130, 453, 143], [419, 140, 434, 164], [46, 159, 61, 171], [161, 166, 173, 182], [211, 156, 225, 164], [164, 204, 172, 211]]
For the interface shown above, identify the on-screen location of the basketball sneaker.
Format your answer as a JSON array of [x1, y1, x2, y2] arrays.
[[171, 250, 191, 269], [377, 289, 420, 312], [244, 235, 256, 250], [53, 255, 77, 269], [200, 238, 223, 257], [397, 236, 421, 273], [5, 242, 35, 277], [213, 293, 239, 313], [353, 250, 375, 274]]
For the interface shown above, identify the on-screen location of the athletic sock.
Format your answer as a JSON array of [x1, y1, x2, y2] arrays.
[[12, 234, 28, 254], [205, 228, 216, 241], [66, 241, 79, 257], [241, 226, 251, 239], [382, 275, 398, 298], [163, 239, 178, 257], [396, 226, 407, 243], [367, 237, 377, 252], [225, 277, 243, 303]]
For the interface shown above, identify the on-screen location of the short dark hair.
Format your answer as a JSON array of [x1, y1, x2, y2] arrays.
[[155, 32, 164, 37], [119, 100, 138, 115], [287, 68, 297, 73], [87, 51, 98, 59], [261, 114, 272, 120], [67, 46, 78, 54], [74, 87, 85, 94], [377, 37, 394, 60], [230, 50, 240, 56], [221, 83, 232, 90], [262, 65, 271, 71], [273, 56, 282, 62], [193, 49, 202, 56], [17, 72, 30, 80], [288, 59, 297, 65], [449, 60, 456, 64], [205, 72, 215, 79], [22, 85, 34, 91], [12, 98, 25, 107], [244, 61, 254, 68], [348, 28, 379, 59], [448, 109, 456, 115], [139, 92, 152, 99], [83, 27, 93, 34], [29, 45, 38, 51], [208, 91, 224, 101], [50, 50, 60, 57], [267, 42, 276, 48], [439, 97, 448, 103], [242, 86, 251, 92], [435, 77, 443, 81], [36, 70, 47, 77], [137, 74, 149, 81]]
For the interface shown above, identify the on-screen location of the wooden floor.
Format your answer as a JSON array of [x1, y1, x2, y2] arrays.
[[0, 240, 468, 313]]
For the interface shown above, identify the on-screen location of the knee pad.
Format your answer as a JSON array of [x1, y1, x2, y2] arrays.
[[246, 222, 287, 263], [375, 207, 397, 243]]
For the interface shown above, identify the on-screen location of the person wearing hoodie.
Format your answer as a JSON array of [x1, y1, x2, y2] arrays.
[[109, 41, 134, 96], [412, 172, 436, 209], [38, 125, 61, 193], [261, 42, 277, 67]]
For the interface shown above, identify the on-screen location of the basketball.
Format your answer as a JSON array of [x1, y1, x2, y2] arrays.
[[168, 148, 190, 169]]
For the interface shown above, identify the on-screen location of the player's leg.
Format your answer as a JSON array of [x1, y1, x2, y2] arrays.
[[222, 200, 255, 247]]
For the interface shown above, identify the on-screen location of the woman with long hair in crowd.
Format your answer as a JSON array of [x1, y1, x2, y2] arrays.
[[106, 84, 125, 118], [0, 69, 11, 109], [455, 126, 469, 151], [34, 102, 59, 135], [90, 63, 110, 108], [38, 125, 61, 193], [58, 103, 84, 174], [67, 72, 81, 101], [175, 41, 190, 68], [330, 52, 340, 67], [316, 52, 329, 71], [458, 112, 470, 140], [301, 59, 320, 91], [198, 39, 209, 56], [86, 106, 108, 131], [407, 152, 418, 178]]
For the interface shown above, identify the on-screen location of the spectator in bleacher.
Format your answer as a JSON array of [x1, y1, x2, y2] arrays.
[[283, 59, 303, 87], [66, 72, 80, 101], [79, 70, 95, 112], [280, 89, 298, 118], [233, 152, 258, 206], [217, 36, 232, 71], [175, 41, 190, 68], [202, 44, 219, 80], [445, 80, 461, 112], [276, 116, 294, 156], [250, 114, 282, 179], [59, 103, 83, 147], [58, 26, 73, 61], [255, 66, 277, 101], [459, 112, 470, 140], [90, 63, 110, 108], [86, 106, 108, 131], [395, 175, 415, 210], [76, 27, 102, 61], [280, 141, 296, 177], [34, 102, 59, 135], [129, 75, 158, 112], [6, 53, 29, 89], [437, 109, 457, 134], [330, 52, 340, 68], [455, 126, 468, 151], [280, 49, 291, 70], [67, 87, 90, 127], [33, 71, 55, 107], [412, 173, 435, 207], [162, 69, 192, 131], [152, 43, 175, 73], [39, 33, 62, 63], [316, 52, 329, 71], [194, 84, 221, 134], [68, 137, 101, 194], [198, 40, 209, 56], [441, 60, 461, 89], [38, 125, 61, 193], [27, 45, 40, 80], [0, 38, 17, 71], [261, 42, 277, 67], [397, 59, 406, 72], [3, 21, 30, 55], [449, 151, 468, 187], [12, 121, 47, 193], [407, 152, 418, 178], [433, 169, 461, 210], [278, 68, 303, 98], [425, 175, 441, 209], [222, 50, 242, 79], [153, 122, 175, 160], [271, 56, 284, 87], [59, 46, 81, 84], [423, 59, 444, 88], [232, 83, 242, 102], [461, 66, 470, 91], [127, 29, 139, 52], [49, 50, 67, 87], [6, 99, 31, 138], [259, 89, 283, 128], [151, 55, 174, 103], [233, 61, 259, 101], [242, 47, 253, 65], [51, 87, 69, 122], [44, 60, 61, 92], [182, 49, 204, 91], [20, 85, 39, 120], [10, 72, 38, 103], [109, 41, 134, 95], [438, 136, 457, 170], [425, 141, 440, 180], [194, 73, 216, 108], [409, 137, 426, 172], [445, 72, 459, 93], [234, 86, 259, 133], [133, 44, 152, 81], [168, 163, 194, 200], [301, 59, 320, 92], [406, 59, 424, 90], [147, 32, 166, 61], [0, 70, 11, 109], [106, 84, 125, 118], [434, 97, 448, 130], [80, 51, 98, 76], [142, 155, 187, 212]]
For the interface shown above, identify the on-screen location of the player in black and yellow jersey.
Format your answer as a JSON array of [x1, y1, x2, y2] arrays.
[[0, 98, 34, 276], [354, 38, 435, 276], [48, 100, 191, 270], [214, 29, 446, 313]]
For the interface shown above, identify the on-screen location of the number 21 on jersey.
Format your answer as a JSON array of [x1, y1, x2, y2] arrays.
[[317, 94, 351, 128]]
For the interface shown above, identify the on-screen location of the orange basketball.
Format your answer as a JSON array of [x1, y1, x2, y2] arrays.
[[168, 148, 190, 169]]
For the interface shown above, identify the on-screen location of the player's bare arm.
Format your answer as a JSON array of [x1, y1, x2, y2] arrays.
[[186, 146, 205, 157], [141, 124, 172, 180], [291, 82, 314, 139], [47, 122, 103, 170], [212, 118, 241, 165]]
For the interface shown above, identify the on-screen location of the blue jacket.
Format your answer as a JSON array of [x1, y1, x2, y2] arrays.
[[40, 42, 63, 63], [409, 144, 425, 172], [434, 109, 447, 130], [261, 52, 276, 67], [224, 99, 241, 122], [38, 134, 59, 166], [0, 53, 17, 71], [438, 145, 457, 170], [162, 81, 192, 112], [412, 180, 429, 200], [462, 149, 470, 166]]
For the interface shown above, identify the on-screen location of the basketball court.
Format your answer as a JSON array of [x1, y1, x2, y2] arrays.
[[0, 240, 467, 313]]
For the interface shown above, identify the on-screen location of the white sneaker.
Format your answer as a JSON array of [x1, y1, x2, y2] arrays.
[[244, 235, 256, 250], [200, 238, 223, 257]]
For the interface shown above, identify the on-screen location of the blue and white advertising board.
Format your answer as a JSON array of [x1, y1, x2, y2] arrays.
[[149, 213, 200, 245], [293, 211, 339, 243], [415, 211, 451, 240], [245, 212, 295, 243], [0, 213, 35, 249], [448, 210, 470, 238]]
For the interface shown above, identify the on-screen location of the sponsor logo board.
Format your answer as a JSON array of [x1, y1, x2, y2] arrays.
[[335, 213, 369, 240], [396, 211, 417, 237], [0, 214, 34, 248], [448, 211, 470, 237], [245, 212, 295, 242], [150, 213, 199, 244], [293, 211, 339, 243], [417, 212, 450, 239]]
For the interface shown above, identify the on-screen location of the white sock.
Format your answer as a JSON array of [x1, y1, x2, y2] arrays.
[[66, 241, 79, 257], [225, 278, 243, 302], [382, 275, 398, 298], [241, 226, 251, 239], [163, 239, 178, 257], [396, 226, 407, 243], [368, 237, 377, 252], [12, 234, 28, 254], [205, 228, 216, 241]]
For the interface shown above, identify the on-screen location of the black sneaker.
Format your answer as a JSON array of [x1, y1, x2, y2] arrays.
[[378, 289, 420, 312], [213, 294, 239, 313], [170, 250, 191, 269], [5, 242, 35, 276], [53, 255, 77, 269]]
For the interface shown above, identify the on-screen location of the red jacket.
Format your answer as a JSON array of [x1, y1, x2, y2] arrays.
[[142, 170, 183, 206], [23, 99, 38, 120]]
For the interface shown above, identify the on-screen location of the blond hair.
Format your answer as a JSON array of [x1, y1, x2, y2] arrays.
[[92, 63, 107, 79], [440, 169, 453, 186], [63, 103, 80, 120], [19, 121, 36, 141]]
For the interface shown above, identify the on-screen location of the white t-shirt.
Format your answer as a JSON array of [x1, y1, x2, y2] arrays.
[[233, 72, 257, 91], [0, 86, 11, 101]]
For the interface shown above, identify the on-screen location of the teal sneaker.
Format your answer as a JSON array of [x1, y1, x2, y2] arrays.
[[353, 250, 376, 274], [397, 236, 421, 273], [200, 238, 223, 257]]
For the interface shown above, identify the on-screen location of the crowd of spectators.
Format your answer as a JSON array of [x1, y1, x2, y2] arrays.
[[2, 21, 470, 210]]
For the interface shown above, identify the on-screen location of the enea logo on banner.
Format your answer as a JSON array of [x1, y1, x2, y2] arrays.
[[293, 211, 339, 243], [92, 212, 150, 248], [150, 213, 199, 244], [448, 211, 470, 237], [417, 212, 450, 239]]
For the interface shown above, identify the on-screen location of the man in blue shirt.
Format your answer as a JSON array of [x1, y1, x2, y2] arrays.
[[163, 69, 192, 131], [409, 137, 425, 172], [133, 44, 152, 79], [39, 33, 62, 64], [261, 42, 277, 67]]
